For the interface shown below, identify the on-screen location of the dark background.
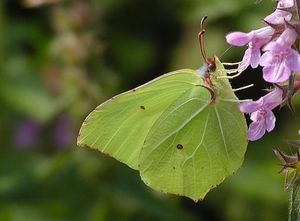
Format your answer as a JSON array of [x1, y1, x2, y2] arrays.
[[1, 0, 300, 220]]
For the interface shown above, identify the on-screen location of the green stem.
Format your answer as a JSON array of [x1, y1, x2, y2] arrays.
[[0, 1, 3, 142], [289, 179, 300, 221], [295, 0, 300, 22], [0, 0, 3, 68]]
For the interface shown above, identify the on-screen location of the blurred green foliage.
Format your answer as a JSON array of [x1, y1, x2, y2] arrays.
[[0, 0, 299, 221]]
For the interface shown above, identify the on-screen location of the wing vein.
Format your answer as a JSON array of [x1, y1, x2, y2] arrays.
[[142, 132, 180, 174], [214, 107, 230, 167], [182, 109, 211, 166], [143, 98, 210, 162]]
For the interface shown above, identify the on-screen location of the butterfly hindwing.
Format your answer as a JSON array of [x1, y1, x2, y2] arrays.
[[138, 76, 247, 201]]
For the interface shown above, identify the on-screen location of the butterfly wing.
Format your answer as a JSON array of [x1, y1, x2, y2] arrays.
[[138, 59, 248, 201], [139, 95, 247, 201], [78, 58, 248, 201], [77, 69, 203, 170]]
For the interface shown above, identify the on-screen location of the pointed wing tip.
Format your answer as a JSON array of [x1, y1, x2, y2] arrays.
[[193, 198, 204, 203]]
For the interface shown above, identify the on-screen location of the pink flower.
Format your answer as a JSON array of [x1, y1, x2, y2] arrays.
[[226, 26, 274, 72], [238, 88, 283, 141], [260, 28, 300, 83], [277, 0, 294, 8], [264, 0, 293, 24]]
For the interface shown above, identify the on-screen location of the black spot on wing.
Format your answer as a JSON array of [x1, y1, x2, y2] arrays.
[[176, 144, 183, 150]]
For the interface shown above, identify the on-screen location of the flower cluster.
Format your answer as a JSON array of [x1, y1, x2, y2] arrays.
[[226, 0, 300, 141], [238, 88, 283, 141]]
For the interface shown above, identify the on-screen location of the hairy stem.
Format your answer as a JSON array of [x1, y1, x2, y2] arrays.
[[0, 0, 3, 67], [295, 0, 300, 22], [289, 178, 300, 221]]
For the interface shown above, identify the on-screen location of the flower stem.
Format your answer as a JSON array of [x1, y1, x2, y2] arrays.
[[295, 0, 300, 22], [0, 0, 3, 67], [289, 177, 300, 221]]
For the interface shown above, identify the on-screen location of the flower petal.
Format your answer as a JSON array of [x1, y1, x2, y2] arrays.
[[264, 9, 292, 24], [277, 28, 297, 46], [277, 0, 294, 9], [262, 41, 277, 52], [238, 48, 251, 72], [247, 120, 266, 141], [286, 49, 300, 71], [265, 110, 276, 132], [250, 47, 261, 68], [226, 32, 251, 46], [238, 100, 262, 113], [253, 26, 274, 39], [263, 87, 283, 109], [259, 51, 272, 66], [250, 111, 261, 122], [263, 63, 291, 83]]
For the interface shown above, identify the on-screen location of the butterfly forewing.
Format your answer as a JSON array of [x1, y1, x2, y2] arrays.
[[77, 69, 203, 169]]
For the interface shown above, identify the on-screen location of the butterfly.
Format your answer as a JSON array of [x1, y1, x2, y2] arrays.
[[77, 16, 248, 201]]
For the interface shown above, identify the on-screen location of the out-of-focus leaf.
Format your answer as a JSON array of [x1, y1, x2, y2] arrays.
[[0, 57, 76, 122]]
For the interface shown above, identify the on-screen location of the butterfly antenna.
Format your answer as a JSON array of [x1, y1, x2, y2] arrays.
[[198, 16, 212, 65], [219, 45, 233, 60]]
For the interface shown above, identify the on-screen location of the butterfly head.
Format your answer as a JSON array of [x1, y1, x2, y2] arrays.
[[196, 16, 234, 102]]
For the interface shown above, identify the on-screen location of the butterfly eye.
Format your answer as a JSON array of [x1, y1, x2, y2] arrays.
[[208, 62, 216, 73]]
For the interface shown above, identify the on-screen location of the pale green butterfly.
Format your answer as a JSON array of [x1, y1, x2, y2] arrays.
[[77, 17, 248, 201]]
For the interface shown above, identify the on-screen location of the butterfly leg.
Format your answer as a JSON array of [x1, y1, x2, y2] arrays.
[[232, 84, 254, 92], [218, 98, 253, 103], [217, 71, 243, 79], [222, 62, 241, 66], [226, 69, 239, 74]]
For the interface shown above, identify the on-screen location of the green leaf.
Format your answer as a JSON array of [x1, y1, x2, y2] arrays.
[[77, 56, 248, 200], [0, 57, 74, 122], [0, 75, 59, 122]]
